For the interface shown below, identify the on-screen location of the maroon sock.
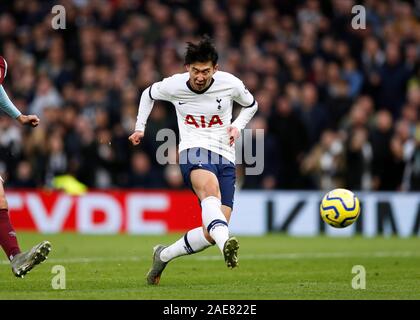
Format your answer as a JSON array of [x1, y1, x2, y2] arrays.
[[0, 209, 21, 260]]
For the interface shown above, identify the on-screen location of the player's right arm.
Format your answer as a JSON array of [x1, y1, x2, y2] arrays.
[[129, 78, 173, 146], [128, 85, 152, 146], [0, 56, 40, 127]]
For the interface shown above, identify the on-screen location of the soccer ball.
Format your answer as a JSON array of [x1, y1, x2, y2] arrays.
[[320, 188, 361, 228]]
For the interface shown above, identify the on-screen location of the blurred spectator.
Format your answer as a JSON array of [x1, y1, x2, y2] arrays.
[[376, 42, 411, 118], [297, 82, 329, 149], [342, 58, 364, 98], [28, 74, 63, 117], [240, 115, 277, 190], [163, 164, 185, 189], [301, 129, 345, 190], [387, 120, 409, 190], [125, 150, 164, 189], [43, 129, 68, 187], [402, 124, 420, 190], [369, 110, 395, 190], [345, 127, 373, 190], [325, 73, 353, 130], [8, 161, 36, 188], [268, 97, 307, 189]]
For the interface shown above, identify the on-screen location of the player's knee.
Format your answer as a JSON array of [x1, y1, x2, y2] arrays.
[[199, 183, 220, 199]]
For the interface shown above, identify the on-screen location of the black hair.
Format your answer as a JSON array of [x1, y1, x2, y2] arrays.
[[184, 35, 218, 66]]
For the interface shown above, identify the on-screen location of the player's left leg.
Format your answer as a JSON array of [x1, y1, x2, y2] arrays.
[[146, 148, 237, 284], [148, 206, 233, 285], [146, 206, 235, 285], [147, 169, 222, 285], [151, 205, 233, 271], [146, 225, 213, 285], [0, 177, 51, 278]]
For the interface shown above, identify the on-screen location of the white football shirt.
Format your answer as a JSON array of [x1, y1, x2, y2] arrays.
[[139, 71, 257, 163]]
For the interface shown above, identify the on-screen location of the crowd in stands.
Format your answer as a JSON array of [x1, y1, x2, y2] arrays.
[[0, 0, 419, 192]]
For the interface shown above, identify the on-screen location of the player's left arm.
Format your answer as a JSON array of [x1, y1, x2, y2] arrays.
[[0, 57, 39, 127], [229, 80, 258, 145]]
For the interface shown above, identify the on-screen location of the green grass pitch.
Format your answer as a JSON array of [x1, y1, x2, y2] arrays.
[[1, 232, 419, 300]]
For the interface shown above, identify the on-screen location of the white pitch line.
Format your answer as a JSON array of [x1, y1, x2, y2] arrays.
[[195, 251, 420, 260], [0, 256, 141, 265], [1, 251, 419, 265]]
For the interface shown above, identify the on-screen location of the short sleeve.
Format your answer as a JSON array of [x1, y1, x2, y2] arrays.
[[233, 80, 255, 108]]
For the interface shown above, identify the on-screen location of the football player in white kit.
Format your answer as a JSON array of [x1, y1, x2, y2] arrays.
[[0, 55, 51, 278], [129, 36, 258, 285]]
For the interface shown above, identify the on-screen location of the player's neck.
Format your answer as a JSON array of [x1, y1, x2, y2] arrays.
[[187, 78, 215, 94]]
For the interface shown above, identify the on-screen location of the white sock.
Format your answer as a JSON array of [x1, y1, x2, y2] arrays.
[[201, 196, 229, 253], [160, 227, 213, 262]]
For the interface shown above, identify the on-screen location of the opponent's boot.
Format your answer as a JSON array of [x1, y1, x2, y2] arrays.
[[11, 240, 52, 278]]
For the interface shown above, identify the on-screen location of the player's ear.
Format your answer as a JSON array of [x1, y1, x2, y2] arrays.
[[185, 64, 190, 72], [213, 64, 219, 73]]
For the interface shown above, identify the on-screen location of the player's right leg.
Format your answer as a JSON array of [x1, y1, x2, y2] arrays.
[[190, 169, 230, 250], [202, 204, 239, 269], [190, 169, 239, 268], [0, 177, 51, 277]]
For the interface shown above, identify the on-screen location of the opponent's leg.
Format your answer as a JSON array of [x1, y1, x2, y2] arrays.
[[0, 179, 21, 261], [11, 240, 52, 278], [0, 178, 51, 277]]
